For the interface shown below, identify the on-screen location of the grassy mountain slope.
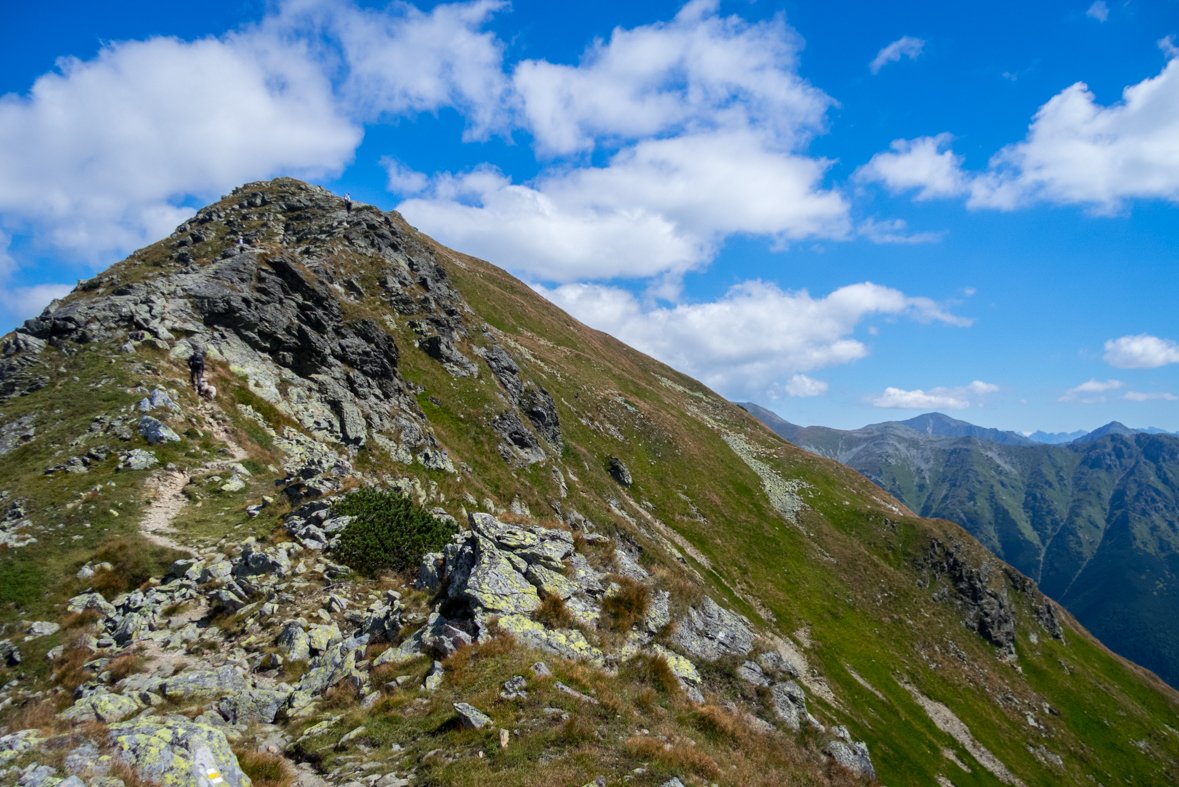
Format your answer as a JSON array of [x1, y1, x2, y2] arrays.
[[743, 402, 1179, 691], [0, 179, 1176, 786]]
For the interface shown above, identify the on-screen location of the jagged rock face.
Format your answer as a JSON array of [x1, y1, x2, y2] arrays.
[[921, 538, 1024, 657], [8, 178, 559, 475]]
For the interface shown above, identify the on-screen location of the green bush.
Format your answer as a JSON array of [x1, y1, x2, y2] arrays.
[[330, 489, 457, 575]]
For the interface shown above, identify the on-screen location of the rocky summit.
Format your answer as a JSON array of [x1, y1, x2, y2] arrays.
[[0, 178, 1175, 787]]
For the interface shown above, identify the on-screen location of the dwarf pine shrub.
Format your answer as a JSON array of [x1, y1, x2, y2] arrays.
[[331, 489, 457, 575]]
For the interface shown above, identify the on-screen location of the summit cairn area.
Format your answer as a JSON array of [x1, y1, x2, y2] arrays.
[[0, 179, 1173, 787]]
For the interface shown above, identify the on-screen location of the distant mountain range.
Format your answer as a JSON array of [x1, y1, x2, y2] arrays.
[[742, 404, 1179, 687]]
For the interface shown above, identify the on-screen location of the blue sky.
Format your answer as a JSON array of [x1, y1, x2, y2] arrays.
[[2, 0, 1177, 433]]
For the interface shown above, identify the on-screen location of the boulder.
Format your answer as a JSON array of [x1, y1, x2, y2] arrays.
[[824, 726, 876, 779], [107, 717, 251, 787], [60, 691, 142, 723], [277, 622, 311, 662], [672, 597, 754, 662], [121, 449, 159, 470], [453, 702, 493, 730], [162, 665, 249, 702], [138, 416, 181, 444], [608, 456, 632, 486], [770, 681, 816, 731], [219, 687, 292, 723]]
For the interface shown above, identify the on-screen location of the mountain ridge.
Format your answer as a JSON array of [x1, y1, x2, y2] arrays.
[[741, 402, 1179, 689], [0, 179, 1175, 787]]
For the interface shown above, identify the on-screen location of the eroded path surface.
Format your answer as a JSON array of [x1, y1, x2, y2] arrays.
[[137, 406, 249, 552]]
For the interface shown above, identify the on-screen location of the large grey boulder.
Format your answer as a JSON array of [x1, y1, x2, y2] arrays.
[[162, 666, 250, 702], [107, 717, 251, 787], [672, 597, 754, 661], [453, 702, 493, 730], [824, 726, 876, 779], [138, 415, 181, 444], [219, 686, 293, 723], [770, 680, 818, 731]]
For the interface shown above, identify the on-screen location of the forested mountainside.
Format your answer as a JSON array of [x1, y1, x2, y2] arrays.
[[744, 402, 1179, 690], [0, 179, 1175, 787]]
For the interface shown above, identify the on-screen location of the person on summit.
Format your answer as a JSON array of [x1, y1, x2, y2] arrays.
[[187, 349, 205, 393], [345, 192, 352, 215]]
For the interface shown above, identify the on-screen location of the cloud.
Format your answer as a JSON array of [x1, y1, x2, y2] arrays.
[[399, 128, 850, 282], [0, 0, 511, 268], [1086, 2, 1109, 22], [858, 48, 1179, 211], [397, 1, 853, 283], [871, 380, 998, 409], [277, 0, 512, 139], [855, 133, 967, 200], [857, 217, 945, 244], [382, 158, 430, 196], [869, 36, 926, 75], [782, 374, 828, 398], [0, 232, 72, 324], [1060, 378, 1125, 403], [1103, 334, 1179, 368], [536, 279, 970, 397], [1124, 391, 1178, 401], [512, 0, 831, 155]]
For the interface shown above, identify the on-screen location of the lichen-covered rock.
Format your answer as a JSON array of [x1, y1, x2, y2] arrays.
[[60, 690, 142, 723], [525, 563, 578, 599], [138, 415, 181, 445], [454, 536, 541, 615], [218, 687, 292, 724], [25, 620, 60, 638], [162, 666, 249, 702], [498, 615, 604, 666], [107, 717, 251, 787], [454, 702, 493, 730], [276, 622, 311, 662], [0, 730, 42, 763], [672, 597, 754, 662], [824, 726, 876, 779], [373, 627, 425, 667], [121, 448, 159, 470], [307, 623, 342, 653], [770, 680, 817, 731]]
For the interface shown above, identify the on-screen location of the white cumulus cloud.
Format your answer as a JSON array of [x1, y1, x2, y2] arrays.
[[399, 128, 850, 282], [1124, 391, 1178, 401], [536, 279, 969, 398], [855, 133, 967, 199], [512, 0, 831, 156], [1103, 334, 1179, 368], [0, 0, 510, 286], [871, 380, 997, 410], [1060, 378, 1125, 403], [1086, 2, 1110, 22], [782, 374, 828, 398], [869, 36, 926, 75], [857, 45, 1179, 212]]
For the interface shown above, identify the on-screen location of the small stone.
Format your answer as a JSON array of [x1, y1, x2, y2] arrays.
[[453, 702, 493, 730], [499, 729, 510, 749], [530, 661, 552, 677]]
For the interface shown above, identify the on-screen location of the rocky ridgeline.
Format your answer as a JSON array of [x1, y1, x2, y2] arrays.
[[0, 509, 874, 786]]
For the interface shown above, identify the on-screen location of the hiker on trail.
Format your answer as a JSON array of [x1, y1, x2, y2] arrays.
[[345, 193, 352, 215], [187, 349, 205, 393]]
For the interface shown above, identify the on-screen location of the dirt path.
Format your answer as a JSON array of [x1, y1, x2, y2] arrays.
[[137, 406, 249, 552]]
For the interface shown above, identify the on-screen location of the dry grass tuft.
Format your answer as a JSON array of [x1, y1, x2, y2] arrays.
[[602, 577, 649, 631], [234, 748, 296, 787], [106, 652, 145, 682], [623, 736, 722, 780], [622, 653, 682, 697], [533, 594, 574, 629]]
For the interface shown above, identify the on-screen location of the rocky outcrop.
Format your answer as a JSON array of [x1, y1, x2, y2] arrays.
[[921, 539, 1018, 658]]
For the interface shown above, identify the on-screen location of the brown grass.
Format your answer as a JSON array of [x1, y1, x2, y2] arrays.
[[533, 594, 574, 629], [106, 652, 145, 682], [234, 748, 296, 787], [9, 698, 57, 732], [622, 654, 682, 697], [601, 577, 649, 631], [622, 735, 722, 780], [320, 682, 360, 711]]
